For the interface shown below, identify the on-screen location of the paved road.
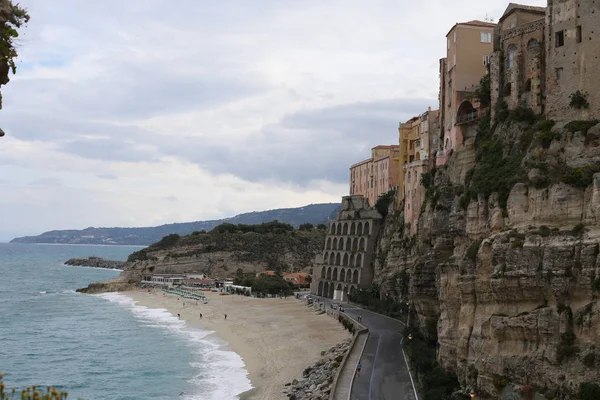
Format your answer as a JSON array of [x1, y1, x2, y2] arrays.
[[309, 296, 418, 400]]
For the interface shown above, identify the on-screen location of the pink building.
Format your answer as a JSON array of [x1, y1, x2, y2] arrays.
[[350, 146, 400, 207]]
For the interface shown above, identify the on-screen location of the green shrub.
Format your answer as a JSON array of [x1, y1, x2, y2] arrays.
[[572, 223, 586, 235], [538, 130, 561, 149], [565, 120, 598, 135], [375, 190, 396, 217], [580, 382, 600, 400], [474, 73, 491, 108], [537, 226, 551, 237], [557, 329, 579, 364], [466, 240, 482, 262], [512, 107, 536, 124], [569, 91, 590, 109], [298, 223, 314, 231], [592, 278, 600, 292], [421, 170, 435, 189], [583, 353, 596, 367], [458, 194, 469, 211], [561, 166, 600, 188], [511, 240, 524, 248], [492, 374, 511, 390]]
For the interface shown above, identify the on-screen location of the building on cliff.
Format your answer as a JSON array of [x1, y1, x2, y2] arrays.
[[399, 108, 439, 233], [490, 1, 600, 120], [437, 20, 496, 166], [310, 196, 382, 301], [349, 145, 400, 207]]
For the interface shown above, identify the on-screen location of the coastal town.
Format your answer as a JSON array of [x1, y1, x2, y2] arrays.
[[3, 0, 600, 400]]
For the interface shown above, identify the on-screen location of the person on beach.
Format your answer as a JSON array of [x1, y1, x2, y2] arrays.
[[357, 361, 361, 375], [224, 314, 227, 320], [199, 313, 203, 319], [177, 313, 181, 320]]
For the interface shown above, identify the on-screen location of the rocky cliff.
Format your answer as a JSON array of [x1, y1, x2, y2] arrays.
[[65, 257, 125, 270], [78, 223, 325, 293], [373, 114, 600, 399]]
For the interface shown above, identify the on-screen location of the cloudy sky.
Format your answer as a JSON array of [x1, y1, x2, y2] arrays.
[[0, 0, 545, 240]]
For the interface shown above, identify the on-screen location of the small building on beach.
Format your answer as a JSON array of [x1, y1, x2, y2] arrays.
[[142, 274, 185, 286]]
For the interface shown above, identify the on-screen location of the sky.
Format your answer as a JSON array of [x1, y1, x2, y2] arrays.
[[0, 0, 546, 240]]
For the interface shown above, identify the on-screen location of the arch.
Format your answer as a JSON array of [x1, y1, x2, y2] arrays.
[[416, 152, 421, 161], [350, 223, 356, 235], [524, 78, 532, 92], [320, 267, 326, 279], [333, 268, 338, 281], [359, 237, 366, 251], [507, 44, 517, 69], [326, 237, 332, 250], [343, 286, 349, 302], [527, 38, 539, 51], [318, 281, 324, 296], [352, 238, 358, 251], [336, 223, 342, 235], [349, 286, 357, 296], [323, 282, 329, 298], [352, 270, 359, 284], [329, 223, 335, 235], [357, 222, 363, 236], [364, 222, 370, 235], [340, 269, 346, 283], [336, 283, 342, 298], [332, 237, 338, 250], [335, 253, 341, 266], [329, 253, 335, 265], [346, 237, 352, 251], [328, 283, 334, 299], [349, 253, 355, 268], [338, 239, 344, 250], [326, 267, 332, 280], [347, 270, 352, 283], [323, 252, 329, 265], [356, 253, 363, 268], [343, 253, 349, 266], [457, 100, 476, 124], [343, 223, 348, 235], [445, 137, 451, 150]]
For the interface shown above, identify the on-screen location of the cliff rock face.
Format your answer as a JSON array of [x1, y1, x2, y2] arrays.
[[374, 118, 600, 398]]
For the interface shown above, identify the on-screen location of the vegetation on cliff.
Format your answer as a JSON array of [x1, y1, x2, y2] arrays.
[[127, 221, 325, 273]]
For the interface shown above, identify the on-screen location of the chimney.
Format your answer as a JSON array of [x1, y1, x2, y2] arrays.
[[428, 106, 432, 112]]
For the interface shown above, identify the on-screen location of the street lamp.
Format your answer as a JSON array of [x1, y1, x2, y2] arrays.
[[469, 390, 475, 398], [408, 333, 412, 340]]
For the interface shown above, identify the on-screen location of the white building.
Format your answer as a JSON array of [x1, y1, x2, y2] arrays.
[[142, 274, 185, 286]]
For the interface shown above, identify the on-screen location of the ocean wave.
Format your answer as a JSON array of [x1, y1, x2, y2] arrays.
[[97, 292, 252, 400]]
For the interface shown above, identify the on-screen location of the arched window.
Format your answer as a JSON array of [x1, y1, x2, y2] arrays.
[[508, 45, 517, 69], [364, 222, 370, 235], [329, 253, 335, 265], [333, 268, 338, 281], [323, 252, 329, 264], [352, 270, 359, 284], [326, 237, 331, 250], [524, 78, 532, 92], [329, 223, 335, 234], [335, 253, 341, 266], [332, 238, 338, 250], [320, 268, 326, 279], [343, 223, 348, 235], [336, 223, 342, 235], [359, 238, 366, 251], [350, 223, 356, 235], [338, 239, 344, 250], [356, 253, 363, 268], [343, 253, 349, 266], [527, 38, 539, 51], [326, 267, 332, 280], [346, 237, 352, 250], [349, 254, 355, 268], [357, 222, 363, 236], [340, 269, 346, 283], [352, 238, 358, 251]]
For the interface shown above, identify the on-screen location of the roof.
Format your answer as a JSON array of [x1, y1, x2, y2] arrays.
[[500, 3, 546, 22], [372, 145, 399, 150], [447, 20, 496, 37], [185, 279, 213, 284], [350, 157, 373, 169], [283, 273, 310, 285]]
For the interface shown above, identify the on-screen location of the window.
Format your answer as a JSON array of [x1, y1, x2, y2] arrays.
[[528, 39, 539, 51], [483, 55, 490, 65], [555, 30, 565, 47], [508, 47, 516, 69], [556, 67, 564, 80], [447, 38, 450, 50], [480, 32, 492, 43], [454, 31, 457, 43], [577, 26, 582, 43], [453, 54, 456, 66]]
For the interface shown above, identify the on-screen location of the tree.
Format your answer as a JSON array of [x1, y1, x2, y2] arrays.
[[299, 223, 314, 231], [316, 224, 327, 230], [474, 71, 491, 109], [305, 275, 312, 285]]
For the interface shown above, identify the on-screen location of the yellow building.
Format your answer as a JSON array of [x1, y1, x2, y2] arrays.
[[349, 145, 400, 207]]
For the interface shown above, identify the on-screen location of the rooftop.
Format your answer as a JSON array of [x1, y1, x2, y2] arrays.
[[500, 3, 546, 22], [447, 20, 496, 36]]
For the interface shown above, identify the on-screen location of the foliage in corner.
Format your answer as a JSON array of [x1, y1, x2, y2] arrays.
[[374, 189, 396, 218], [569, 90, 589, 109], [0, 1, 30, 75], [474, 71, 491, 109], [0, 373, 71, 399]]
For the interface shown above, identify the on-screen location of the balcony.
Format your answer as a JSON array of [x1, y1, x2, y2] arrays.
[[456, 109, 480, 125]]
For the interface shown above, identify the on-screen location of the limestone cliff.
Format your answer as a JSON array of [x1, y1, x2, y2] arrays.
[[374, 115, 600, 399], [78, 224, 325, 293]]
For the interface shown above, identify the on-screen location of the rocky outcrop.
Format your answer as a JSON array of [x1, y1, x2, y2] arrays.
[[283, 339, 352, 400], [65, 257, 125, 270], [373, 118, 600, 398], [76, 277, 137, 294]]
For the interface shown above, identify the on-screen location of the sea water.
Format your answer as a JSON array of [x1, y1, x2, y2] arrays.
[[0, 243, 251, 399]]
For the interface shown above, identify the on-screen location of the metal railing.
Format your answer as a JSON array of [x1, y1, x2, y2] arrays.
[[456, 109, 480, 125]]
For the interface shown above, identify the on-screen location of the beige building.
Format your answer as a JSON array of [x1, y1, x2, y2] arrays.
[[399, 108, 439, 232], [349, 145, 400, 207], [490, 4, 547, 117], [437, 20, 496, 166]]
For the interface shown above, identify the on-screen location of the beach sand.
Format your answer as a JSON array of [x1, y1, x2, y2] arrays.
[[125, 289, 350, 400]]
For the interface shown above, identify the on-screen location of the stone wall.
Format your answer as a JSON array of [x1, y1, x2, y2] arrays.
[[546, 0, 600, 120]]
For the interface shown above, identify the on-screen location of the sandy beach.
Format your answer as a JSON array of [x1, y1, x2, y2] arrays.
[[125, 289, 350, 400]]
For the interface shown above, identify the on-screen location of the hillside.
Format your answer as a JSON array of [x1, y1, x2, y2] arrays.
[[10, 203, 339, 245], [78, 221, 326, 293]]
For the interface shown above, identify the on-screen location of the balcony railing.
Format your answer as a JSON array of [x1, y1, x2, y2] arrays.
[[456, 109, 480, 125]]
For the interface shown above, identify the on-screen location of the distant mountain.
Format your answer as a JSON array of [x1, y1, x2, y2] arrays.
[[10, 203, 341, 246]]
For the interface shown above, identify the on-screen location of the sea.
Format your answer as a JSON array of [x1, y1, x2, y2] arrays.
[[0, 243, 252, 400]]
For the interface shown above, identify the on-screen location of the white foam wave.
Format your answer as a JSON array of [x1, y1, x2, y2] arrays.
[[97, 292, 252, 399]]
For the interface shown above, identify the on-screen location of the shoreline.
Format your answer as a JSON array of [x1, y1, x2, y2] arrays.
[[124, 289, 350, 400]]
